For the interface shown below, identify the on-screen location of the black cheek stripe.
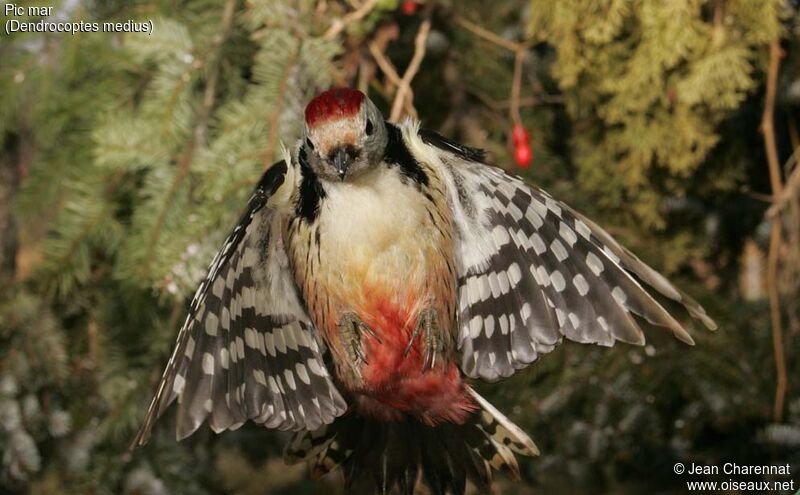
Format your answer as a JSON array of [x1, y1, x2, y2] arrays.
[[296, 150, 326, 223]]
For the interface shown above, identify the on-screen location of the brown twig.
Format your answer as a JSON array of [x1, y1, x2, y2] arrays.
[[509, 46, 524, 124], [492, 94, 565, 108], [454, 15, 520, 52], [453, 15, 539, 140], [767, 151, 800, 218], [766, 116, 800, 218], [389, 16, 431, 121], [368, 40, 417, 118], [760, 40, 787, 423], [368, 42, 403, 85], [324, 0, 381, 40], [87, 313, 99, 366], [786, 118, 800, 339]]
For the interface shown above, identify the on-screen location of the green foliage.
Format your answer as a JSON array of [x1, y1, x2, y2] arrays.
[[529, 0, 781, 229], [1, 0, 798, 493]]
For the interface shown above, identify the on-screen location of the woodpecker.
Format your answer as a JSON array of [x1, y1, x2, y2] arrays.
[[133, 88, 716, 494]]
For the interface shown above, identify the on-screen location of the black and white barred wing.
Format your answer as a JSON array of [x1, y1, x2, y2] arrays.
[[133, 161, 347, 447], [431, 146, 715, 382]]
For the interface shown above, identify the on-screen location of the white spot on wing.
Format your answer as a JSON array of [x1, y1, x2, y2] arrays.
[[497, 271, 510, 294], [295, 363, 311, 385], [268, 376, 280, 394], [253, 370, 267, 386], [536, 266, 550, 286], [573, 274, 589, 296], [586, 252, 604, 275], [202, 353, 215, 375], [484, 315, 495, 338], [308, 358, 327, 377], [220, 348, 229, 369], [526, 209, 544, 229], [530, 233, 546, 255], [220, 307, 230, 331], [245, 327, 257, 349], [545, 197, 562, 217], [521, 302, 531, 323], [559, 222, 578, 246], [575, 219, 592, 239], [507, 263, 522, 286], [550, 270, 566, 292], [469, 315, 483, 339], [530, 198, 547, 218], [550, 239, 568, 262], [185, 337, 195, 359], [612, 286, 628, 305], [264, 332, 276, 357], [212, 277, 225, 298], [284, 370, 297, 390], [173, 375, 186, 395], [459, 289, 469, 312], [499, 314, 509, 335], [492, 225, 510, 246], [283, 324, 299, 351]]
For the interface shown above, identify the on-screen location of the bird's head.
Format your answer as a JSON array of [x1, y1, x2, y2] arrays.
[[301, 88, 388, 182]]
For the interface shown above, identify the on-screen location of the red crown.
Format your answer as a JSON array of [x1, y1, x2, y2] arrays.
[[305, 88, 365, 127]]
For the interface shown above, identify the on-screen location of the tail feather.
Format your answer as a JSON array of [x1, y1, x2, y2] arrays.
[[469, 387, 540, 456], [284, 388, 537, 495]]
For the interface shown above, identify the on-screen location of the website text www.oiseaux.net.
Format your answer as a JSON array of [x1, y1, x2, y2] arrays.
[[675, 462, 795, 493]]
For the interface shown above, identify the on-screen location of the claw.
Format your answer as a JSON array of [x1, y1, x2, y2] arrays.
[[338, 312, 376, 379], [359, 321, 383, 344], [405, 308, 443, 372], [404, 325, 422, 357]]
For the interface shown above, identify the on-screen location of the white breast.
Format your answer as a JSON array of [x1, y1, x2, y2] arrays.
[[317, 167, 432, 288]]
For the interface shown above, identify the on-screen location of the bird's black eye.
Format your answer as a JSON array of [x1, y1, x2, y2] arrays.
[[365, 119, 374, 136], [306, 138, 315, 150]]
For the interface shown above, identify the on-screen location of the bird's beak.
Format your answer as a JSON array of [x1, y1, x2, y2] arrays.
[[332, 147, 351, 180]]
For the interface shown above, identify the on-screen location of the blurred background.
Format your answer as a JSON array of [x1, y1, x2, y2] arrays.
[[1, 0, 799, 493]]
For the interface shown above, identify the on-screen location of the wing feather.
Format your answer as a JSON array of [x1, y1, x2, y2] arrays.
[[416, 127, 716, 382], [133, 161, 347, 447]]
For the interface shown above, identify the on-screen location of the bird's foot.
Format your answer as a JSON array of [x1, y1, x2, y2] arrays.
[[404, 308, 444, 372], [338, 312, 380, 380]]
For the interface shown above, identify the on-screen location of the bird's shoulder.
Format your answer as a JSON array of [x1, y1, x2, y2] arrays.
[[416, 127, 487, 164]]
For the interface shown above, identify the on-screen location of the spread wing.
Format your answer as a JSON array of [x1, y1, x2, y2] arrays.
[[133, 161, 347, 446], [419, 130, 716, 382]]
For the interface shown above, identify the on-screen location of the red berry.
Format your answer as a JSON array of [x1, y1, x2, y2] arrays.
[[514, 144, 532, 168], [511, 123, 529, 145], [401, 1, 417, 15]]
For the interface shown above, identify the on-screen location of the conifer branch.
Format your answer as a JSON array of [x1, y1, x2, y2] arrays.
[[142, 0, 237, 278], [48, 212, 103, 284], [262, 42, 300, 167]]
